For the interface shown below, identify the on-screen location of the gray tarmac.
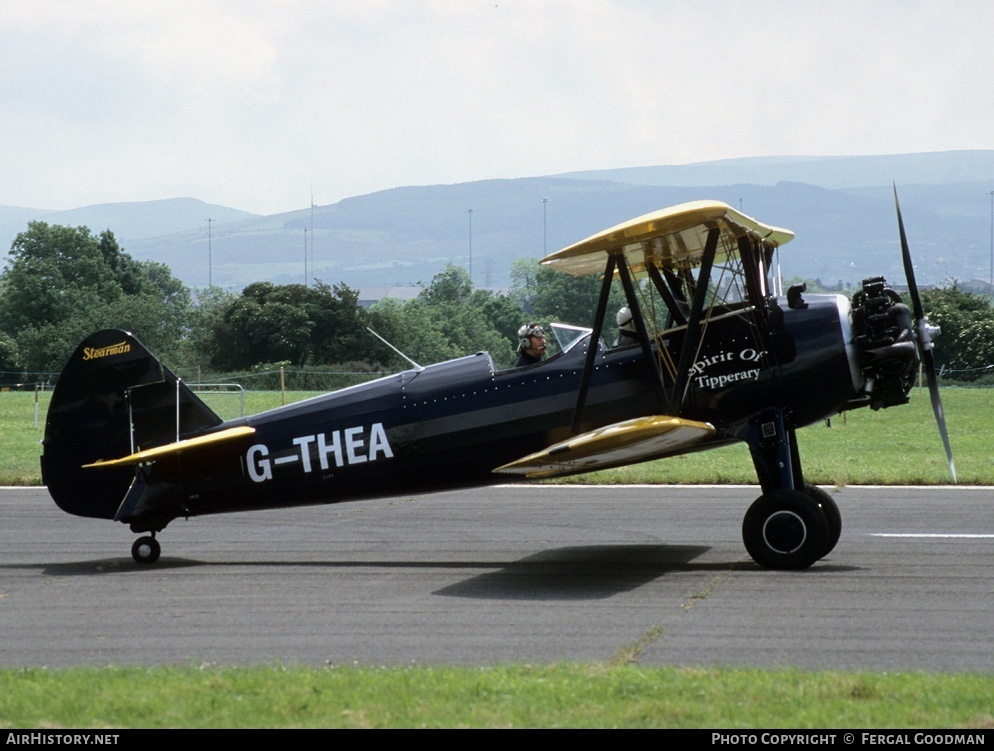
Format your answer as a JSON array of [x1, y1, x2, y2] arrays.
[[1, 485, 991, 671]]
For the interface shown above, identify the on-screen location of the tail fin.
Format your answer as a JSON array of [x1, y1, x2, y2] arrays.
[[41, 329, 222, 520]]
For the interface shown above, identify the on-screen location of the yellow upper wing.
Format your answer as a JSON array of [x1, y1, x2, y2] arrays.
[[541, 200, 794, 277]]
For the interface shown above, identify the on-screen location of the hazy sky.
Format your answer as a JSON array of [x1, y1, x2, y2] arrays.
[[3, 0, 992, 215]]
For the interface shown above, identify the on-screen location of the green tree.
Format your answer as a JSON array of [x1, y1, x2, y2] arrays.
[[0, 333, 18, 374], [210, 282, 315, 370], [0, 222, 191, 371], [510, 257, 628, 334], [369, 297, 459, 366], [921, 284, 994, 379], [180, 286, 237, 369], [307, 282, 376, 365], [418, 264, 473, 306], [370, 264, 525, 369], [203, 281, 384, 370]]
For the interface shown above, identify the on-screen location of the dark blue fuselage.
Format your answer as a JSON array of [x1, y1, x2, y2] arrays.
[[175, 294, 856, 518], [42, 294, 858, 532]]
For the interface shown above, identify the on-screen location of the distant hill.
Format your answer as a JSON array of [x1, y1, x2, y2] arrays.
[[0, 197, 256, 257], [3, 152, 992, 294], [559, 150, 994, 189]]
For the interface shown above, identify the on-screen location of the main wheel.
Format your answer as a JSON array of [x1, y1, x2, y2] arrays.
[[742, 489, 830, 570], [131, 536, 161, 565], [802, 483, 842, 557]]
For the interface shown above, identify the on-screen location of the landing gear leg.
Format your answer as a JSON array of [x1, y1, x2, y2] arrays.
[[131, 534, 161, 565], [739, 411, 837, 568]]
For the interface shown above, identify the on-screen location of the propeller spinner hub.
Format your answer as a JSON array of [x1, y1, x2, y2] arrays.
[[917, 319, 941, 351]]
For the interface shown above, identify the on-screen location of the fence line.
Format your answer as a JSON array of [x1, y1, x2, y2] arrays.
[[2, 368, 396, 392]]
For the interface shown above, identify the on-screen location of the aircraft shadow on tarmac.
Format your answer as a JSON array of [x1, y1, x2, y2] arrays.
[[23, 543, 705, 581], [434, 544, 715, 600], [430, 547, 857, 599], [20, 543, 855, 596]]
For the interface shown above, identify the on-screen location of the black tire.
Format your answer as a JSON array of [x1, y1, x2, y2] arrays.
[[742, 489, 830, 570], [802, 483, 842, 557], [131, 536, 161, 565]]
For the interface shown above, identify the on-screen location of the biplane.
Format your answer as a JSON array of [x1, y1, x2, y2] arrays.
[[41, 193, 954, 569]]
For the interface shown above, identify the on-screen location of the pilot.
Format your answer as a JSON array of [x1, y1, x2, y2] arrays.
[[613, 305, 639, 347], [515, 322, 547, 366]]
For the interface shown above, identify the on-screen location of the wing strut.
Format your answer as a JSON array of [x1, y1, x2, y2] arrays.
[[737, 234, 768, 305], [571, 254, 616, 436], [616, 253, 671, 410], [672, 227, 720, 405], [646, 264, 688, 327], [569, 251, 673, 436]]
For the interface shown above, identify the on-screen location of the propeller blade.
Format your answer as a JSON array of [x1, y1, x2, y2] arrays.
[[894, 184, 926, 322], [893, 184, 957, 483], [922, 348, 957, 483]]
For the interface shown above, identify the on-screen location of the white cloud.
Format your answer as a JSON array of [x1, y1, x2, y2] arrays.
[[1, 0, 992, 214]]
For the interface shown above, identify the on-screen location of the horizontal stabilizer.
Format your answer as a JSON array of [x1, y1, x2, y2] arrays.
[[83, 426, 256, 469], [494, 415, 715, 479]]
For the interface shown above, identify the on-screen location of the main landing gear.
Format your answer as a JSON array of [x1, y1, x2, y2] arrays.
[[742, 484, 841, 570], [740, 411, 842, 570], [131, 534, 161, 564]]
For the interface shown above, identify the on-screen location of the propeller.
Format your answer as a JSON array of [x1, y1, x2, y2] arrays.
[[893, 184, 957, 483]]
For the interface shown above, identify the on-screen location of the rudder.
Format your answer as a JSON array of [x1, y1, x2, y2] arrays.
[[41, 329, 223, 520]]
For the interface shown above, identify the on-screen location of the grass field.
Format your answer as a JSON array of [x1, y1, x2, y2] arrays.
[[2, 385, 985, 486], [0, 389, 319, 486], [2, 664, 993, 729], [566, 385, 984, 486], [3, 386, 991, 729]]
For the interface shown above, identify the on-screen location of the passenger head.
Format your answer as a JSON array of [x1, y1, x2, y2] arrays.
[[617, 306, 635, 331]]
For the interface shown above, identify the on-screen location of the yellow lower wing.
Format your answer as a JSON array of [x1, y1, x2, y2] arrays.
[[493, 415, 715, 479], [82, 426, 256, 469]]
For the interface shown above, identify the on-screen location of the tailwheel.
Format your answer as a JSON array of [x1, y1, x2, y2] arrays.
[[801, 483, 842, 558], [743, 489, 830, 570], [131, 535, 161, 565]]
